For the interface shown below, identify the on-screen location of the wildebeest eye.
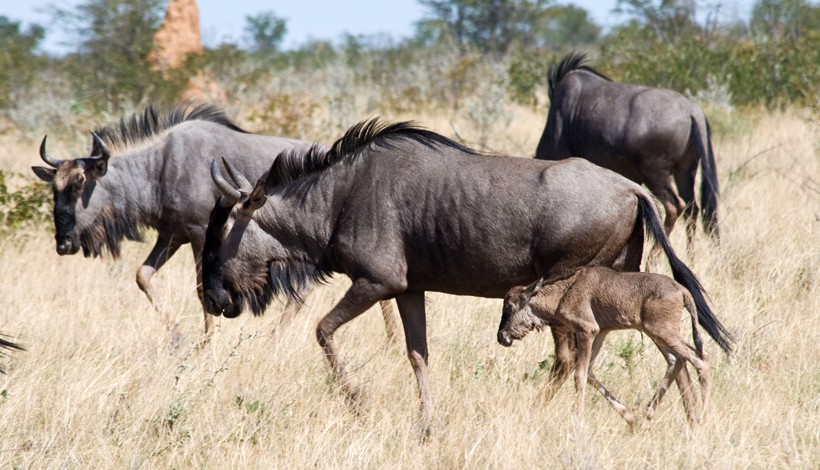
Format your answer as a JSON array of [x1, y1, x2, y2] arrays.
[[72, 175, 86, 193]]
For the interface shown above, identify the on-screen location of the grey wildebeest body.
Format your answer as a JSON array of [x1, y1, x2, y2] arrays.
[[30, 103, 399, 336], [498, 267, 710, 427], [535, 52, 720, 245], [202, 119, 732, 435]]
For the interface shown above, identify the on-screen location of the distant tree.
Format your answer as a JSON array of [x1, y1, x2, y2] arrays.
[[416, 0, 554, 56], [750, 0, 820, 41], [244, 11, 287, 56], [53, 0, 169, 112], [614, 0, 701, 44], [0, 16, 45, 108], [540, 5, 601, 48]]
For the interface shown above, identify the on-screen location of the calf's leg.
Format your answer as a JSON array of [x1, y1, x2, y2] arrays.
[[543, 328, 575, 402], [586, 332, 636, 426]]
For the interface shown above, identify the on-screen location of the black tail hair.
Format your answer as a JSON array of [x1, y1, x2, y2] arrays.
[[638, 195, 733, 354], [695, 117, 720, 239]]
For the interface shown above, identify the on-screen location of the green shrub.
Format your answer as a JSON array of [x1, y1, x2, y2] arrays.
[[0, 171, 51, 233]]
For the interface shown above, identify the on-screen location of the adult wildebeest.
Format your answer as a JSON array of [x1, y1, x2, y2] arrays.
[[535, 52, 720, 246], [498, 268, 710, 427], [201, 118, 732, 436], [30, 103, 398, 337]]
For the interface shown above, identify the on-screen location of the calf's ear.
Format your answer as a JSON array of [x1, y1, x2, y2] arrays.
[[31, 166, 56, 182]]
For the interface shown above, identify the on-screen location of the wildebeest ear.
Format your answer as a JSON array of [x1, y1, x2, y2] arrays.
[[87, 157, 108, 178], [248, 180, 267, 210], [31, 166, 56, 182], [522, 277, 546, 302]]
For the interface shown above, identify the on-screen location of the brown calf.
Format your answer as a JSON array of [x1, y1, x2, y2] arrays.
[[498, 267, 710, 426]]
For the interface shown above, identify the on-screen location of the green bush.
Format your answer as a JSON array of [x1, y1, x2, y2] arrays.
[[0, 172, 51, 233]]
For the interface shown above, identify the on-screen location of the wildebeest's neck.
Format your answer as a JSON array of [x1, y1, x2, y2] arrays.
[[78, 147, 164, 258], [256, 168, 346, 269]]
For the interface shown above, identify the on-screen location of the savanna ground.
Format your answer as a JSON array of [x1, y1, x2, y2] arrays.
[[0, 104, 817, 469]]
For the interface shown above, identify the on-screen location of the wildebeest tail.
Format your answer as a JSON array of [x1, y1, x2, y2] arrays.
[[691, 116, 720, 240], [637, 195, 733, 354], [683, 293, 705, 359]]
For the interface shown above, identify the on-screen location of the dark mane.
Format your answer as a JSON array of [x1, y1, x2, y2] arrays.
[[548, 52, 612, 100], [79, 205, 145, 258], [265, 118, 480, 188], [91, 102, 248, 154]]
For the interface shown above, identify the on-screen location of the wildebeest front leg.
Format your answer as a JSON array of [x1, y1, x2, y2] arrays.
[[279, 290, 400, 346], [136, 235, 182, 330], [542, 328, 575, 402], [586, 332, 637, 426], [394, 291, 431, 438], [315, 278, 390, 407]]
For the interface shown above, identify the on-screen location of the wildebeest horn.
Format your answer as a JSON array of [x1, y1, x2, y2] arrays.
[[39, 135, 64, 168], [221, 157, 251, 191], [211, 159, 243, 205], [90, 131, 111, 161]]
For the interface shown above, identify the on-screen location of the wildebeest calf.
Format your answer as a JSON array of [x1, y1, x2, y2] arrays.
[[498, 267, 710, 426]]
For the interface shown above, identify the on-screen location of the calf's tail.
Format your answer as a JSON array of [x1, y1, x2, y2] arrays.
[[683, 293, 705, 359], [637, 194, 733, 354]]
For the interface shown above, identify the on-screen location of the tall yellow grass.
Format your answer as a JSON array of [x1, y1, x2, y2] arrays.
[[0, 107, 817, 468]]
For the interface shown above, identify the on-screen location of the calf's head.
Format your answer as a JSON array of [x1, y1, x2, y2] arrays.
[[497, 278, 548, 347], [31, 133, 110, 256]]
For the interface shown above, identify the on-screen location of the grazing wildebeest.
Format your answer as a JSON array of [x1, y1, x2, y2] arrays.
[[0, 335, 23, 374], [30, 103, 399, 337], [535, 52, 720, 246], [201, 118, 732, 436], [498, 267, 710, 427]]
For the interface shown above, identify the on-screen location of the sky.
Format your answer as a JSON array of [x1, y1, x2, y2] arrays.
[[2, 0, 757, 55]]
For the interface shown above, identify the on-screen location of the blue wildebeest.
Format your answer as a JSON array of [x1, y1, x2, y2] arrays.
[[201, 119, 732, 436], [30, 103, 399, 337], [498, 267, 711, 427], [536, 52, 720, 246]]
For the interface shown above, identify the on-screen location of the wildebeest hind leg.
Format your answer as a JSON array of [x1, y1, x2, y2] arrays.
[[316, 278, 393, 408], [136, 235, 182, 331], [674, 164, 699, 255], [377, 300, 402, 345], [394, 291, 432, 439]]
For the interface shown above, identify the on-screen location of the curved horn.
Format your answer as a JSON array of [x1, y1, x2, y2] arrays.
[[39, 135, 64, 168], [90, 131, 111, 161], [210, 159, 242, 206], [221, 157, 252, 191]]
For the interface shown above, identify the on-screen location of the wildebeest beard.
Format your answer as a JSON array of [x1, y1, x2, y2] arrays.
[[79, 206, 145, 258], [227, 257, 331, 317], [203, 202, 331, 317]]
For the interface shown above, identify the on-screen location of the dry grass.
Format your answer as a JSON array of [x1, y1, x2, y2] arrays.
[[0, 106, 818, 469]]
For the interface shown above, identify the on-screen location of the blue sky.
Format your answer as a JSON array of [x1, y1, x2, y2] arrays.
[[3, 0, 756, 54]]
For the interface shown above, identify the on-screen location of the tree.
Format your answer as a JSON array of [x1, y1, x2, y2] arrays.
[[614, 0, 701, 44], [244, 11, 288, 56], [416, 0, 554, 56], [750, 0, 820, 41], [540, 5, 601, 48], [53, 0, 169, 112], [0, 16, 45, 108]]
